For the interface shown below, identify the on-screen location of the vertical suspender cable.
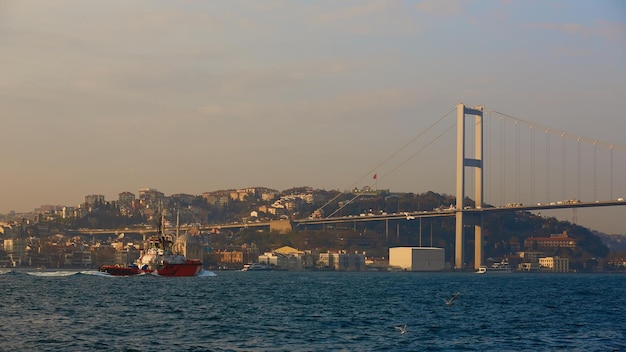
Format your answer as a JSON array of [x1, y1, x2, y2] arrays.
[[594, 142, 597, 201], [577, 137, 581, 201], [561, 133, 566, 201], [610, 145, 614, 200], [516, 121, 520, 202], [501, 117, 505, 205], [530, 125, 535, 205], [486, 110, 490, 204], [546, 130, 550, 203]]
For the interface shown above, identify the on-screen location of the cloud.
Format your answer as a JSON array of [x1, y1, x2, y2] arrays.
[[314, 0, 391, 23], [197, 105, 223, 117], [414, 0, 464, 17], [307, 0, 420, 35], [527, 20, 625, 42]]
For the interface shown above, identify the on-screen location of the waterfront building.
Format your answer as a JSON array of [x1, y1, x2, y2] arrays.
[[517, 251, 545, 263], [113, 247, 140, 267], [318, 250, 366, 271], [539, 256, 570, 272], [519, 262, 541, 271], [389, 247, 445, 271], [258, 252, 281, 267], [63, 251, 92, 268], [217, 250, 244, 268]]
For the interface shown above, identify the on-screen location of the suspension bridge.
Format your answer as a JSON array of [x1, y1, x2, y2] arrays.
[[69, 103, 626, 270], [297, 103, 626, 270]]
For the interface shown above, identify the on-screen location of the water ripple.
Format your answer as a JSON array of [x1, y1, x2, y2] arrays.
[[1, 271, 625, 351]]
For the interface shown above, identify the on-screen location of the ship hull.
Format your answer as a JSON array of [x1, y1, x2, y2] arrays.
[[99, 265, 146, 276], [156, 260, 203, 276], [99, 260, 203, 277]]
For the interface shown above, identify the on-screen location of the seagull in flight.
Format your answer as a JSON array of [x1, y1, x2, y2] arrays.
[[395, 323, 408, 335], [443, 291, 461, 307]]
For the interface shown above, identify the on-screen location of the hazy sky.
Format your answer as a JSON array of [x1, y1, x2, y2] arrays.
[[2, 1, 625, 233]]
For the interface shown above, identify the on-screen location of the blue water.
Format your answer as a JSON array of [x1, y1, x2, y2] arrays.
[[1, 270, 625, 351]]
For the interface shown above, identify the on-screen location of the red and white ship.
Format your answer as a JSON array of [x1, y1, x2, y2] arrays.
[[99, 213, 203, 277], [99, 234, 203, 277]]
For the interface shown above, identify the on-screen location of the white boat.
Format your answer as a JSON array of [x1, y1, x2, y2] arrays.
[[476, 260, 513, 274], [488, 260, 513, 273], [241, 263, 273, 271]]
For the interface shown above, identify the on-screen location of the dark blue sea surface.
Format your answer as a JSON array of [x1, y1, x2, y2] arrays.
[[1, 269, 625, 351]]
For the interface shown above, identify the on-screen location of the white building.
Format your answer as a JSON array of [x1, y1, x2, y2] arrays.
[[389, 247, 445, 271], [539, 256, 569, 272], [318, 251, 366, 271]]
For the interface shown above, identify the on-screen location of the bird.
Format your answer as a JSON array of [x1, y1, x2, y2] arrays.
[[443, 291, 461, 307], [403, 212, 415, 220], [395, 323, 408, 335]]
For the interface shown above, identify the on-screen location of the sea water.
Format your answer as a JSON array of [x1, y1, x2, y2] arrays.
[[0, 270, 624, 351]]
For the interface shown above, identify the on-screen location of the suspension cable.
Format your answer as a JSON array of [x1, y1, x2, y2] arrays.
[[516, 121, 520, 202], [577, 137, 581, 201], [490, 109, 626, 152], [324, 121, 458, 219], [500, 116, 505, 205], [530, 124, 535, 204], [561, 133, 566, 201], [313, 106, 457, 219], [594, 142, 598, 200], [610, 145, 614, 199], [546, 129, 550, 203]]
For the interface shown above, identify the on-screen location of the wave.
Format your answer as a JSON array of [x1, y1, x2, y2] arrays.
[[78, 270, 113, 277], [197, 269, 217, 277], [1, 269, 108, 277], [0, 268, 217, 278], [25, 270, 82, 277]]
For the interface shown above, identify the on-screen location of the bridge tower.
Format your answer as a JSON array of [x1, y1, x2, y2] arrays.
[[455, 103, 484, 270]]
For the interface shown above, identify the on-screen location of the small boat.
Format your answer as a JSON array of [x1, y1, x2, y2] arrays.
[[476, 266, 487, 274], [241, 263, 273, 271], [489, 260, 512, 273]]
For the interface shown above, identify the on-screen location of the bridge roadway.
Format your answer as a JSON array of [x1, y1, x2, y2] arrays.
[[66, 200, 626, 236], [296, 199, 626, 225]]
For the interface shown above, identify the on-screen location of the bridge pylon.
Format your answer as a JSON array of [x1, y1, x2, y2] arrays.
[[455, 103, 484, 270]]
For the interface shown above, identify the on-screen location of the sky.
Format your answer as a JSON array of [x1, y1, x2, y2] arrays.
[[1, 1, 625, 234]]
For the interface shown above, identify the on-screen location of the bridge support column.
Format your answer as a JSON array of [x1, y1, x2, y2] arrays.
[[474, 222, 482, 269], [455, 103, 484, 270], [455, 212, 464, 269]]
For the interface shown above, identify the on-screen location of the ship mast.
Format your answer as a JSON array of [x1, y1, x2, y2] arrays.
[[176, 208, 180, 242]]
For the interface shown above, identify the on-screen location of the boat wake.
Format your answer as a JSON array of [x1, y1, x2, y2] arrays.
[[147, 269, 216, 277], [197, 269, 217, 277], [80, 270, 113, 277], [2, 270, 134, 277], [1, 268, 216, 278], [25, 271, 81, 277]]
